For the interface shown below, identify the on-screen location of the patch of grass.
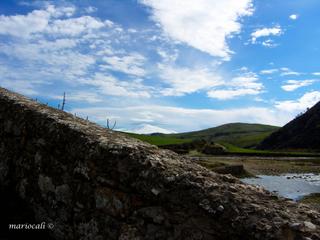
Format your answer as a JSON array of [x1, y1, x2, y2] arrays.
[[218, 142, 320, 157], [199, 161, 227, 170], [125, 132, 320, 158], [220, 142, 260, 153], [228, 132, 274, 148], [125, 132, 192, 146], [168, 123, 279, 148], [299, 193, 320, 203]]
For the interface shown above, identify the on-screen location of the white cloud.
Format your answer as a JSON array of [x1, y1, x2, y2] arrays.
[[0, 4, 156, 99], [251, 26, 282, 44], [85, 6, 97, 14], [312, 72, 320, 76], [262, 39, 278, 48], [0, 79, 39, 96], [46, 16, 105, 36], [280, 67, 301, 76], [260, 69, 278, 74], [208, 88, 260, 100], [0, 5, 78, 37], [72, 104, 289, 133], [260, 67, 302, 76], [101, 53, 146, 77], [289, 14, 298, 20], [0, 8, 50, 37], [82, 73, 152, 98], [126, 124, 176, 134], [158, 65, 223, 96], [140, 0, 254, 60], [207, 71, 263, 100], [50, 91, 103, 103], [281, 80, 316, 92], [275, 91, 320, 113], [38, 38, 78, 49], [157, 48, 178, 63]]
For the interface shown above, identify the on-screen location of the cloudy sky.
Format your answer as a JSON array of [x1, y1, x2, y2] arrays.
[[1, 0, 320, 133]]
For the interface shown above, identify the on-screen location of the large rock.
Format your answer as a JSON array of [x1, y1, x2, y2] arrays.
[[213, 164, 245, 176], [0, 87, 319, 240]]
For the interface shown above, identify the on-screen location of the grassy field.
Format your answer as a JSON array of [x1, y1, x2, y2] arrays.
[[219, 142, 319, 157], [125, 132, 192, 146], [124, 123, 279, 149], [168, 123, 279, 148], [225, 132, 274, 148], [299, 193, 320, 210], [126, 131, 319, 157]]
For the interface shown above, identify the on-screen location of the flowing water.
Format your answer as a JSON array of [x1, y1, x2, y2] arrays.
[[242, 173, 320, 201]]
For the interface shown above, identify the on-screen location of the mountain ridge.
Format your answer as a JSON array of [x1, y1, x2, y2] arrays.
[[167, 122, 279, 148], [130, 122, 279, 148], [258, 101, 320, 150]]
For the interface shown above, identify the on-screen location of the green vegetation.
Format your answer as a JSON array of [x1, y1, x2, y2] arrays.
[[299, 193, 320, 204], [299, 193, 320, 210], [126, 123, 279, 148], [207, 142, 319, 157], [221, 142, 260, 153], [125, 122, 320, 157], [227, 132, 274, 148], [168, 123, 279, 148], [125, 132, 192, 146]]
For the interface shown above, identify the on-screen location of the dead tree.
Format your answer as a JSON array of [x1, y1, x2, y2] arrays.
[[106, 118, 117, 130], [61, 92, 66, 111]]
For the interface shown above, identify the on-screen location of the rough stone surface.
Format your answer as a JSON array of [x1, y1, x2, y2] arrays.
[[0, 87, 319, 240], [213, 165, 245, 176]]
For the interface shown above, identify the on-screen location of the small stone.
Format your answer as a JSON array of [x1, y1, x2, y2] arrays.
[[38, 174, 55, 194], [217, 205, 224, 212], [199, 199, 215, 214], [55, 184, 71, 203], [303, 221, 316, 231], [76, 202, 84, 209], [151, 188, 161, 196], [264, 225, 272, 231], [166, 176, 175, 182], [290, 222, 302, 230]]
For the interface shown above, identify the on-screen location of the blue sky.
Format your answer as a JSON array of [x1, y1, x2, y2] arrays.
[[1, 0, 320, 133]]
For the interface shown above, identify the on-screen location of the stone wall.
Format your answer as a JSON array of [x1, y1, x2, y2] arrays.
[[0, 87, 319, 240]]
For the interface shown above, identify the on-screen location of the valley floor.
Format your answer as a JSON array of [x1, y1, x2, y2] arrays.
[[194, 155, 320, 210], [194, 155, 320, 175]]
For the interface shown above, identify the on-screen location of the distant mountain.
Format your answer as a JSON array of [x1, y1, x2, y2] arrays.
[[258, 102, 320, 151], [168, 123, 279, 148], [128, 124, 176, 134]]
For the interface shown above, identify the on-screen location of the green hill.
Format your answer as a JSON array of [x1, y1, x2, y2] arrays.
[[168, 123, 279, 148], [126, 123, 279, 149], [125, 132, 192, 146]]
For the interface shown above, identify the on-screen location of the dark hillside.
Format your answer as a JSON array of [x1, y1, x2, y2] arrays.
[[258, 101, 320, 150]]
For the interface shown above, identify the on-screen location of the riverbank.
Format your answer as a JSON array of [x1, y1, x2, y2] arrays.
[[299, 193, 320, 211], [194, 155, 320, 175], [196, 155, 320, 211]]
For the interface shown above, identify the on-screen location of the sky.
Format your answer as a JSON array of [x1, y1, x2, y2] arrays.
[[1, 0, 320, 134]]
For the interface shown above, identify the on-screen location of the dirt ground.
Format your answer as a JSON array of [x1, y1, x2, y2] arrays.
[[194, 155, 320, 175]]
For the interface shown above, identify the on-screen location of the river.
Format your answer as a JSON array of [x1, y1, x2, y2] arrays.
[[242, 173, 320, 201]]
